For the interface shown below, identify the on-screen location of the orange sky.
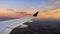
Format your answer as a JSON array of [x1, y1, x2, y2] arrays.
[[37, 8, 60, 19], [0, 8, 60, 19]]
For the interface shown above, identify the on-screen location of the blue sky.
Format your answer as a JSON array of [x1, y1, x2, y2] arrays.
[[0, 0, 60, 11], [0, 0, 47, 7]]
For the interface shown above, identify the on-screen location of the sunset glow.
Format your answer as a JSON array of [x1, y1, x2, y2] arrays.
[[37, 8, 60, 19], [0, 0, 60, 19], [0, 8, 60, 19]]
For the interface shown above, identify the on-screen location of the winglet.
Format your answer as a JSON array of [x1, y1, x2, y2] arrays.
[[33, 11, 39, 16]]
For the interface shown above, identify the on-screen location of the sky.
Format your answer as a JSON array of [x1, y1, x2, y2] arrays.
[[0, 0, 60, 30], [0, 0, 60, 11], [0, 0, 60, 19]]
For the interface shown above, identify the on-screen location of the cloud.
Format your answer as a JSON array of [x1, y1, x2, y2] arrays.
[[37, 8, 60, 19], [54, 1, 60, 8], [49, 0, 60, 8], [0, 7, 60, 19], [0, 7, 32, 18], [33, 0, 60, 11]]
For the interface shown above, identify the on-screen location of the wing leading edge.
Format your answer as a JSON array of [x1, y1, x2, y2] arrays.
[[0, 11, 39, 34]]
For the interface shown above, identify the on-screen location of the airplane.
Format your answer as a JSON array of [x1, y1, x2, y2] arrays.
[[0, 11, 39, 34]]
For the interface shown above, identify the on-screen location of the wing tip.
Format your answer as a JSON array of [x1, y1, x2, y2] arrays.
[[33, 11, 39, 16]]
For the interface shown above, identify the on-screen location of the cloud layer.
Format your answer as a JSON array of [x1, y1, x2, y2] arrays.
[[0, 7, 60, 19], [27, 0, 60, 11], [37, 8, 60, 19]]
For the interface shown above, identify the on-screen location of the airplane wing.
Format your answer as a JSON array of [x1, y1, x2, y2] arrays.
[[0, 11, 39, 34]]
